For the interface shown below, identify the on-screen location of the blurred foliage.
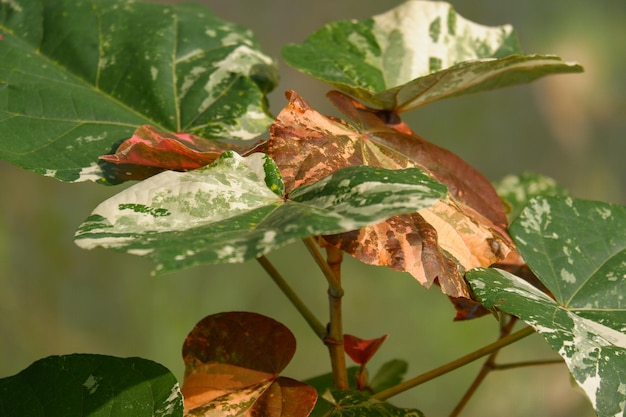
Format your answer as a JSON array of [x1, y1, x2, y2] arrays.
[[1, 1, 623, 416]]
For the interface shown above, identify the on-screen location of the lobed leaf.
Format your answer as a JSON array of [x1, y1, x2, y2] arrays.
[[467, 196, 626, 417], [268, 90, 512, 300], [181, 312, 316, 417], [74, 152, 447, 274], [282, 0, 582, 112], [0, 0, 276, 182], [0, 354, 183, 417]]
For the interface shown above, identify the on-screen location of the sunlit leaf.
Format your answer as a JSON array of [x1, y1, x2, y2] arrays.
[[467, 196, 626, 417], [268, 90, 512, 299], [0, 354, 183, 417], [0, 0, 277, 182], [310, 389, 424, 417], [282, 0, 582, 112], [182, 312, 316, 417], [494, 173, 568, 222], [75, 152, 447, 274], [98, 125, 252, 182]]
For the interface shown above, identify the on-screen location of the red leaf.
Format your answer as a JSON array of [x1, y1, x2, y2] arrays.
[[99, 125, 255, 182], [181, 312, 316, 416], [268, 90, 513, 302], [344, 333, 388, 366]]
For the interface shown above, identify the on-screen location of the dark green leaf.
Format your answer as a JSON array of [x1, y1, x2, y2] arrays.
[[468, 196, 626, 417], [369, 360, 408, 394], [282, 1, 582, 111], [0, 0, 276, 182], [75, 152, 447, 274], [0, 354, 183, 417]]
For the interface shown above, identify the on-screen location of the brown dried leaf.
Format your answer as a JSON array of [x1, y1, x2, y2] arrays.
[[268, 91, 513, 299]]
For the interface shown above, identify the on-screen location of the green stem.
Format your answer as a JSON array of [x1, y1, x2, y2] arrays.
[[303, 238, 349, 390], [448, 316, 518, 417], [492, 358, 564, 370], [371, 326, 536, 401], [256, 255, 327, 340]]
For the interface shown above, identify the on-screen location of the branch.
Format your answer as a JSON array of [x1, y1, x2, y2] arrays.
[[256, 255, 327, 340], [371, 326, 536, 401], [303, 237, 349, 390]]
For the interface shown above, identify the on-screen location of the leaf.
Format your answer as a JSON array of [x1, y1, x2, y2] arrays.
[[98, 125, 254, 182], [494, 173, 568, 222], [268, 90, 512, 299], [0, 0, 277, 183], [467, 196, 626, 417], [344, 334, 388, 366], [181, 312, 317, 417], [0, 354, 183, 417], [282, 0, 582, 112], [310, 389, 424, 417], [74, 151, 447, 274], [368, 360, 408, 394]]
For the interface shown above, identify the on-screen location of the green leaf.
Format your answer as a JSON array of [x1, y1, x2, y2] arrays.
[[310, 389, 424, 417], [75, 152, 447, 274], [0, 354, 183, 417], [0, 0, 277, 182], [467, 196, 626, 417], [369, 359, 408, 394], [282, 0, 582, 112], [494, 173, 568, 222]]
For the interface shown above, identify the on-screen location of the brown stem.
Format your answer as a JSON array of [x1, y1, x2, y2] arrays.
[[492, 358, 564, 370], [371, 326, 536, 401], [303, 238, 349, 390]]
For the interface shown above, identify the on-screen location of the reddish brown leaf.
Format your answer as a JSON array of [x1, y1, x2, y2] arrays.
[[344, 334, 388, 366], [99, 125, 255, 181], [268, 90, 513, 300], [181, 312, 316, 416]]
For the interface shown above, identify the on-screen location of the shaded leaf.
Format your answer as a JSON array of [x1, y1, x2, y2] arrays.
[[0, 354, 183, 417], [268, 90, 512, 299], [282, 0, 582, 112], [182, 312, 316, 417], [494, 173, 568, 222], [344, 334, 388, 366], [467, 196, 626, 417], [310, 389, 424, 417], [75, 151, 447, 274], [368, 360, 408, 394], [303, 367, 360, 394], [99, 125, 252, 182], [0, 0, 276, 182]]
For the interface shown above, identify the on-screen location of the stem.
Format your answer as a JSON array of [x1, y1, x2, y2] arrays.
[[303, 238, 349, 390], [256, 255, 327, 340], [371, 326, 536, 401], [493, 359, 564, 370], [448, 316, 518, 417]]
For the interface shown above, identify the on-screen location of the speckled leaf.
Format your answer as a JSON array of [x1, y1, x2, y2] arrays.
[[74, 152, 447, 274], [0, 354, 183, 417], [467, 196, 626, 417], [494, 173, 568, 222], [268, 91, 512, 299], [282, 0, 582, 111], [182, 312, 317, 417], [0, 0, 277, 183], [310, 389, 424, 417]]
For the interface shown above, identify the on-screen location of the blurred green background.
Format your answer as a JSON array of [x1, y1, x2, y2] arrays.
[[1, 1, 624, 416]]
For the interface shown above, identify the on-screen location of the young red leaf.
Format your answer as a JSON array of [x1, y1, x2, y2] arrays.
[[181, 312, 316, 416], [344, 333, 388, 366], [99, 125, 254, 181], [268, 90, 513, 302]]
